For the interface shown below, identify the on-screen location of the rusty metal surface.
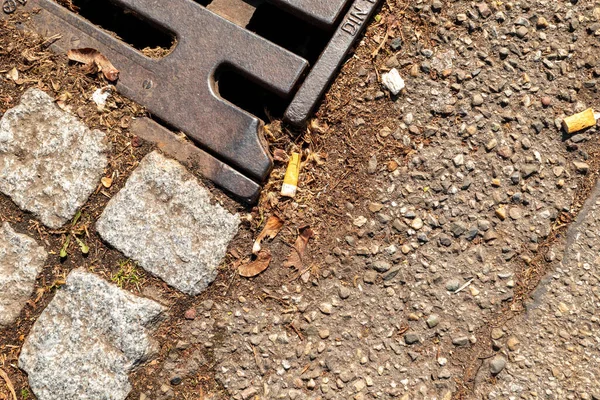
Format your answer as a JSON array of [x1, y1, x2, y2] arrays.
[[269, 0, 350, 28], [18, 0, 308, 183], [1, 0, 380, 202], [131, 117, 261, 203], [284, 0, 381, 125]]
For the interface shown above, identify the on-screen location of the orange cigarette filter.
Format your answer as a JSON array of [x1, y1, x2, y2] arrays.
[[562, 108, 597, 134], [281, 152, 301, 198]]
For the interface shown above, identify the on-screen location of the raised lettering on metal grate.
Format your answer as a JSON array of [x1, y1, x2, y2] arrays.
[[2, 0, 381, 202]]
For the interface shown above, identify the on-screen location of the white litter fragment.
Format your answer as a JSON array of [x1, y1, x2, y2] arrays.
[[381, 68, 405, 95], [91, 86, 113, 111], [595, 111, 600, 121]]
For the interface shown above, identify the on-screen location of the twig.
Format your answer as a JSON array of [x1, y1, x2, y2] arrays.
[[454, 278, 474, 294], [287, 265, 312, 283], [0, 368, 17, 400], [288, 323, 304, 341]]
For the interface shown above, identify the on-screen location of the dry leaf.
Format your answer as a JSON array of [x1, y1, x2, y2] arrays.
[[239, 250, 272, 277], [252, 215, 283, 254], [101, 176, 113, 188], [0, 368, 16, 400], [284, 226, 314, 270], [67, 48, 119, 81], [272, 148, 289, 162], [6, 67, 18, 83]]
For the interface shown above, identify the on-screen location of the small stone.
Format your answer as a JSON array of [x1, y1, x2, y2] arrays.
[[485, 138, 498, 151], [381, 68, 405, 95], [319, 303, 333, 315], [477, 2, 491, 18], [426, 314, 440, 328], [338, 286, 351, 299], [319, 329, 330, 339], [364, 270, 377, 284], [184, 308, 196, 320], [509, 207, 522, 220], [507, 336, 520, 351], [452, 336, 469, 346], [241, 387, 258, 400], [574, 161, 590, 174], [521, 164, 539, 178], [373, 260, 391, 272], [497, 146, 513, 159], [411, 217, 424, 230], [483, 230, 498, 242], [354, 216, 368, 227], [491, 328, 505, 340], [536, 16, 549, 29], [472, 93, 484, 106], [515, 26, 529, 38], [170, 377, 182, 386], [368, 202, 384, 213], [445, 279, 461, 292], [490, 355, 507, 375], [404, 333, 420, 345], [496, 207, 507, 221], [541, 96, 552, 107], [367, 155, 378, 174], [453, 154, 465, 167], [439, 234, 452, 247]]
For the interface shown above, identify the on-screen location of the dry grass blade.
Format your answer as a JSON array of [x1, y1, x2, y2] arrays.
[[283, 226, 314, 270], [252, 215, 284, 254], [239, 250, 272, 277], [67, 48, 119, 81], [0, 368, 16, 400]]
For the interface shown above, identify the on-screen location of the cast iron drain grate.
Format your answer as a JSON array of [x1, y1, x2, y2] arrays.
[[2, 0, 381, 202]]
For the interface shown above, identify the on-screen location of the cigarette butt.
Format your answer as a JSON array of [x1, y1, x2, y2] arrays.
[[281, 152, 301, 198], [562, 108, 596, 134]]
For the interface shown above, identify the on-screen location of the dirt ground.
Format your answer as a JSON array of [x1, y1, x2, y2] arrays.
[[2, 0, 600, 399]]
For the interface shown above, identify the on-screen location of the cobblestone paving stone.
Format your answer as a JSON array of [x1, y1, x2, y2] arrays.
[[19, 269, 165, 400], [0, 88, 109, 228], [0, 222, 47, 327], [96, 151, 240, 295]]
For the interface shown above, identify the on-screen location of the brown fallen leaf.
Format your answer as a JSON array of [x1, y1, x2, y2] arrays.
[[252, 215, 284, 254], [6, 67, 18, 82], [67, 48, 119, 81], [101, 176, 113, 188], [283, 225, 314, 270], [272, 148, 289, 162], [0, 368, 16, 400], [239, 250, 272, 277]]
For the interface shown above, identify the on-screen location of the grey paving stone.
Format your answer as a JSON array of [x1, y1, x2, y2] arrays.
[[0, 222, 47, 327], [19, 269, 165, 400], [96, 151, 239, 295], [0, 88, 109, 228]]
